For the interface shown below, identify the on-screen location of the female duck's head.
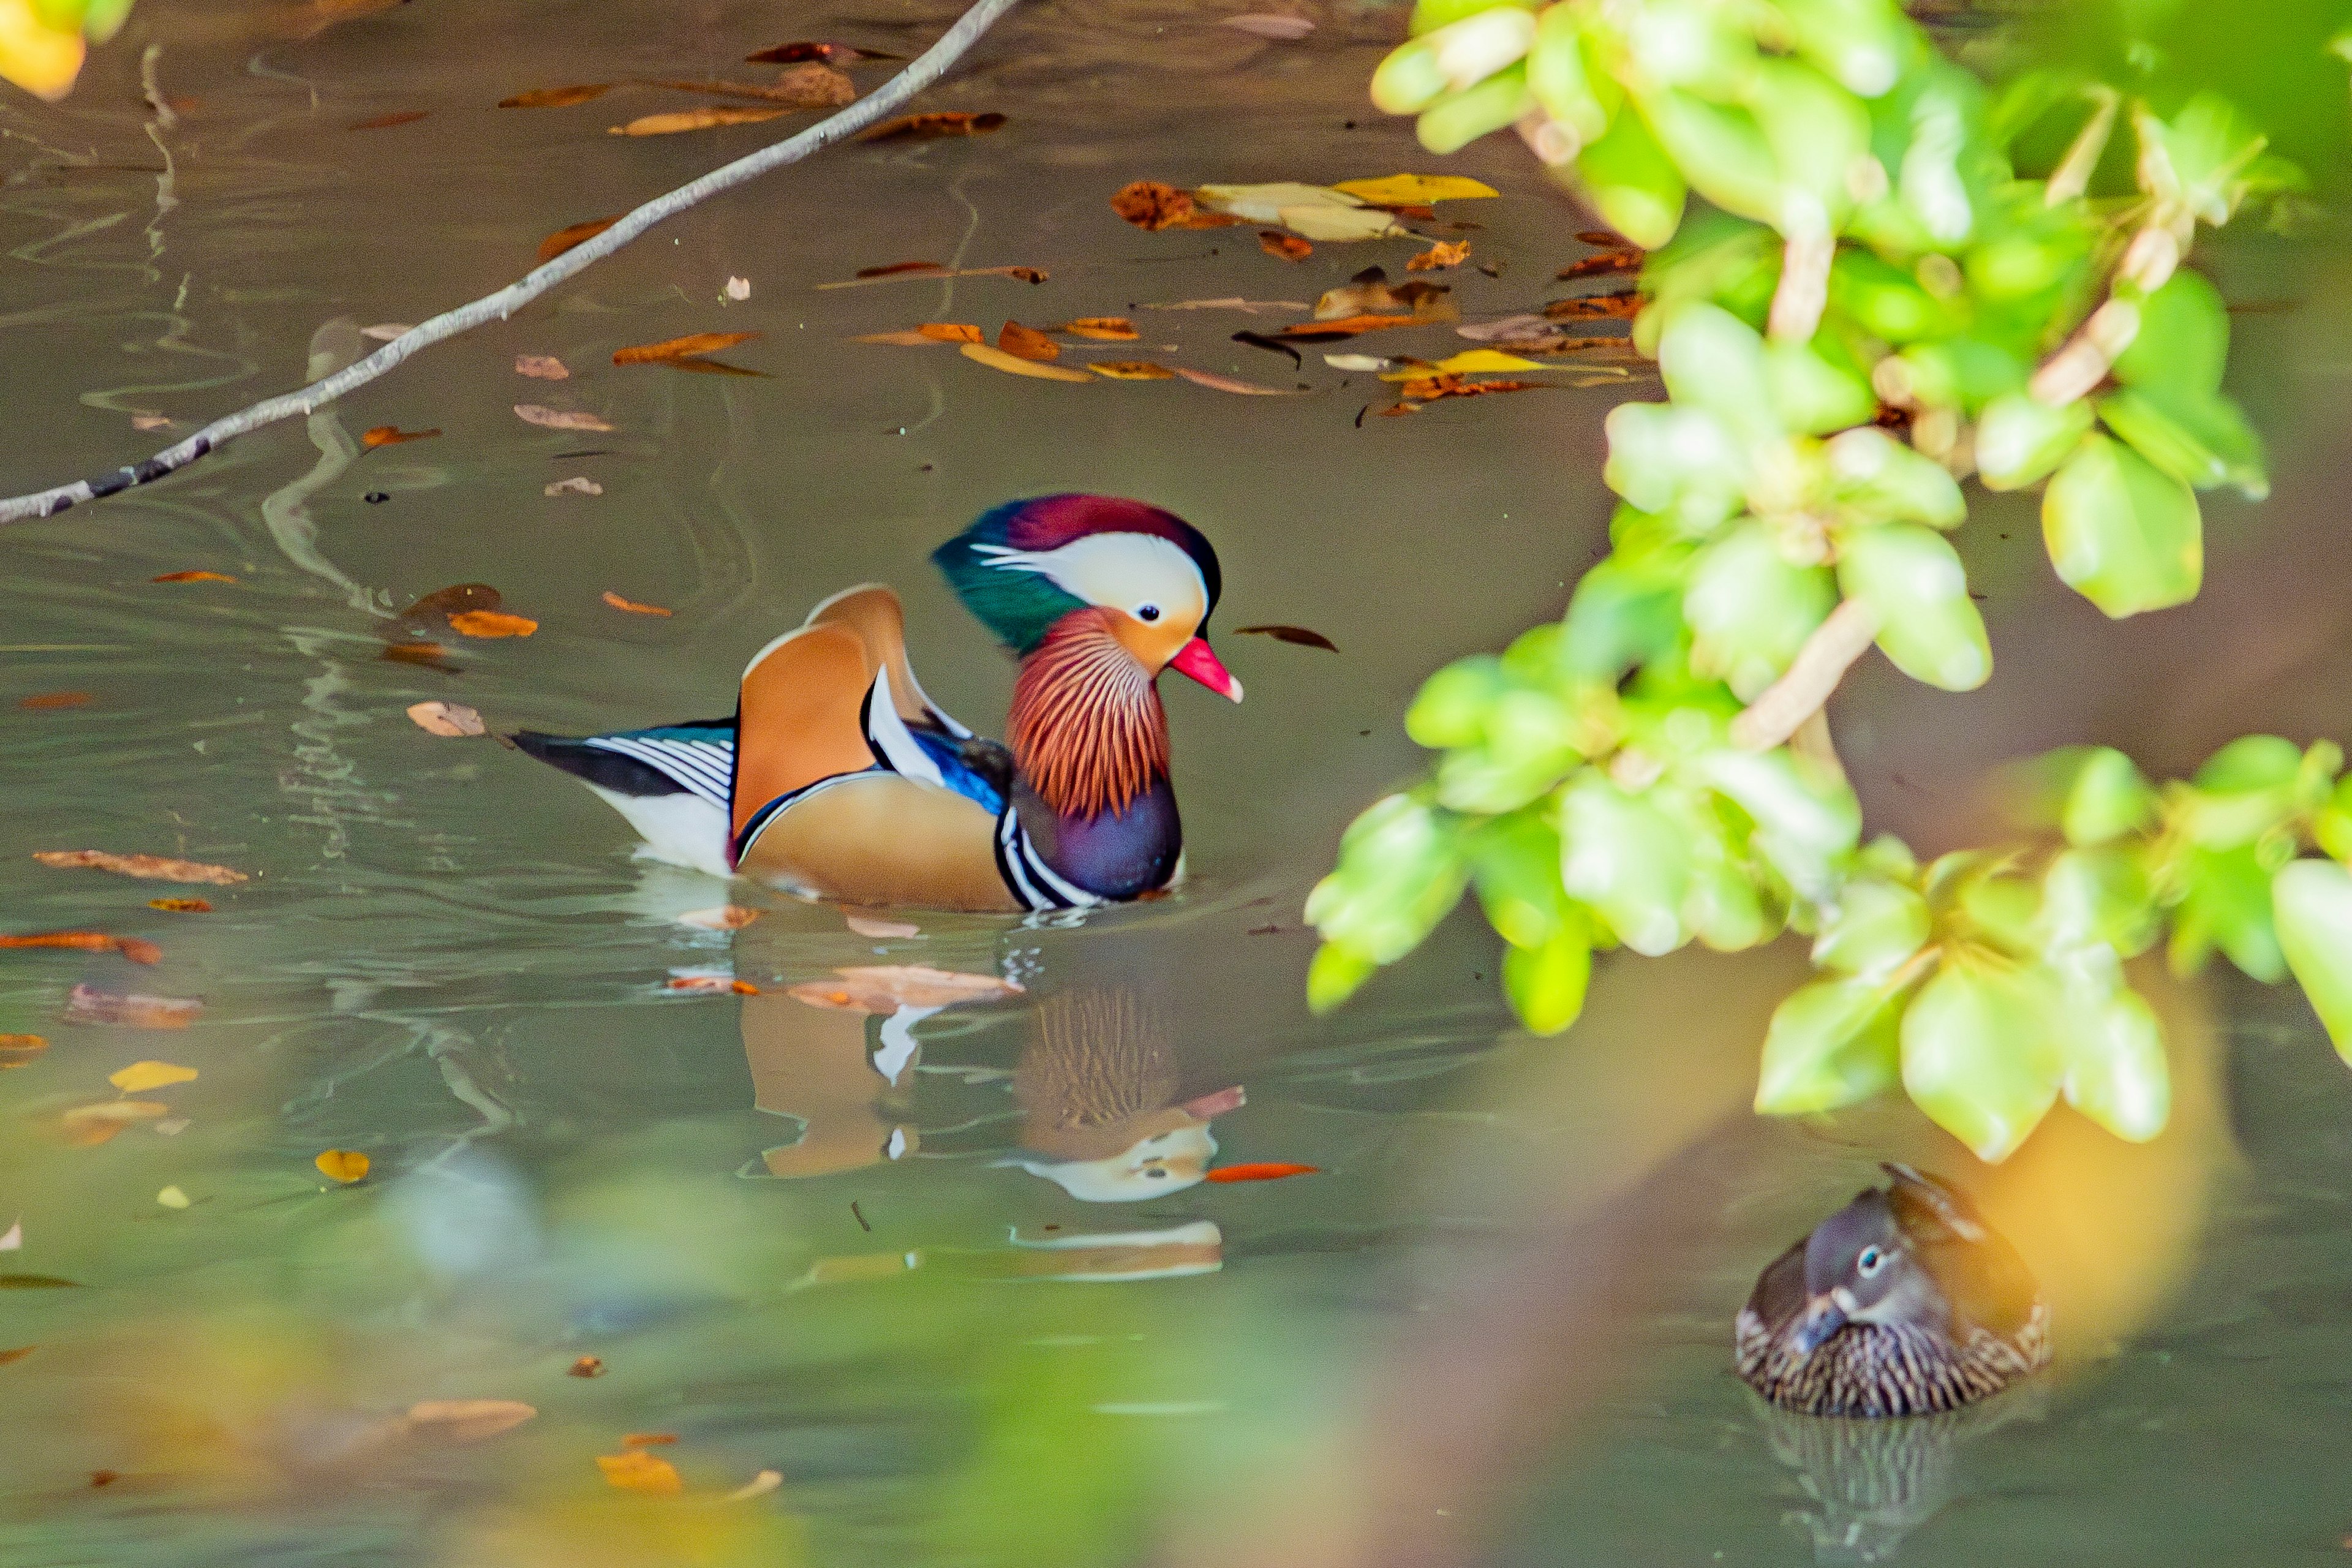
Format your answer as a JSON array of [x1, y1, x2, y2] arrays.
[[932, 494, 1243, 701]]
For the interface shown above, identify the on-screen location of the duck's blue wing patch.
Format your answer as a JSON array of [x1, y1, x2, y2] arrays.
[[908, 728, 1006, 815]]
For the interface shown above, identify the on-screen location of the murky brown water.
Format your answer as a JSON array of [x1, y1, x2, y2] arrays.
[[6, 2, 2352, 1565]]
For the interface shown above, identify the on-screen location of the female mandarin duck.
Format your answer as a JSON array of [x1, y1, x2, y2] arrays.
[[514, 494, 1243, 912]]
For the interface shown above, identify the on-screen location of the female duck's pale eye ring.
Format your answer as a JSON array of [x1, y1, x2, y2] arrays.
[[1856, 1245, 1885, 1277], [1137, 604, 1161, 622]]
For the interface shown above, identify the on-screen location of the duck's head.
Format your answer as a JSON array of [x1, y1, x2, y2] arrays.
[[1788, 1187, 1947, 1355], [932, 494, 1243, 702]]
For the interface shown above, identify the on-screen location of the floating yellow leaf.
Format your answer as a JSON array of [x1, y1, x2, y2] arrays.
[[110, 1060, 198, 1093], [0, 1, 86, 102], [1088, 361, 1176, 380], [609, 105, 786, 137], [598, 1449, 685, 1494], [149, 899, 211, 913], [1407, 239, 1471, 271], [1194, 182, 1363, 224], [156, 1186, 190, 1209], [957, 344, 1093, 383], [61, 1101, 169, 1145], [1058, 317, 1139, 341], [1330, 173, 1500, 205], [1380, 349, 1548, 379], [1276, 205, 1408, 242], [315, 1149, 371, 1183]]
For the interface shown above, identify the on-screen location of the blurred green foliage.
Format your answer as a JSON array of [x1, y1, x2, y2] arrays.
[[1313, 0, 2352, 1161]]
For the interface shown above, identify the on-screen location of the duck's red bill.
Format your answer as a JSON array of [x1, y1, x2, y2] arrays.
[[1169, 636, 1243, 701]]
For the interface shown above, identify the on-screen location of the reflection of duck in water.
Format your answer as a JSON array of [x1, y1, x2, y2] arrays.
[[1006, 985, 1246, 1202], [739, 988, 927, 1178], [1738, 1164, 2051, 1416]]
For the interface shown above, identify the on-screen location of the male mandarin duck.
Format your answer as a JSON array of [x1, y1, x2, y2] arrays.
[[1736, 1164, 2052, 1417], [514, 494, 1243, 912]]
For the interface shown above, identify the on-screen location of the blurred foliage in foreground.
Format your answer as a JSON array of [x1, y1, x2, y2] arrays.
[[0, 0, 131, 99], [1310, 0, 2352, 1161]]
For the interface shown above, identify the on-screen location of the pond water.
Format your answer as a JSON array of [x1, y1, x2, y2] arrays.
[[5, 3, 2352, 1566]]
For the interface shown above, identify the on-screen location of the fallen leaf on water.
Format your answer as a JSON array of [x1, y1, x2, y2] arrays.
[[132, 414, 172, 431], [726, 276, 752, 300], [598, 1449, 684, 1494], [1408, 239, 1471, 271], [725, 1469, 785, 1501], [614, 331, 760, 366], [88, 1470, 118, 1486], [622, 1432, 679, 1448], [1388, 374, 1545, 411], [448, 610, 538, 639], [1220, 13, 1314, 38], [0, 1220, 17, 1251], [153, 570, 236, 582], [1204, 1161, 1319, 1183], [64, 985, 202, 1029], [859, 260, 946, 278], [0, 1036, 48, 1065], [514, 353, 570, 380], [603, 590, 673, 617], [361, 426, 439, 447], [149, 899, 211, 913], [1279, 205, 1408, 242], [1088, 361, 1176, 380], [157, 1186, 190, 1210], [1313, 266, 1454, 322], [789, 965, 1022, 1012], [731, 980, 761, 995], [997, 322, 1059, 361], [37, 852, 248, 886], [665, 974, 734, 993], [545, 476, 603, 497], [0, 1275, 80, 1289], [538, 216, 620, 263], [401, 584, 502, 622], [406, 1400, 535, 1442], [0, 1347, 33, 1365], [1381, 349, 1548, 378], [498, 83, 612, 108], [407, 699, 486, 737], [1275, 314, 1423, 341], [611, 105, 786, 136], [382, 641, 458, 668], [349, 110, 428, 130], [1139, 297, 1310, 315], [820, 264, 1046, 290], [1234, 624, 1338, 651], [62, 1101, 171, 1145], [1330, 174, 1499, 206], [1324, 353, 1390, 371], [1108, 181, 1237, 232], [1173, 366, 1305, 395], [568, 1355, 606, 1378], [959, 343, 1093, 383], [1545, 289, 1642, 320], [111, 1060, 198, 1093], [1558, 248, 1643, 279], [844, 913, 920, 938], [649, 64, 853, 108], [745, 41, 903, 64], [861, 111, 1005, 141], [858, 322, 984, 346], [20, 692, 92, 710], [360, 323, 414, 341], [677, 905, 761, 930], [1, 932, 161, 964], [1259, 230, 1313, 262], [1195, 181, 1361, 224], [153, 1117, 190, 1136], [514, 404, 614, 431], [315, 1149, 371, 1183]]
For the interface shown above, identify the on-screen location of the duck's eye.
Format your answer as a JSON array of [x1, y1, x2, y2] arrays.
[[1137, 603, 1161, 623], [1856, 1245, 1885, 1277]]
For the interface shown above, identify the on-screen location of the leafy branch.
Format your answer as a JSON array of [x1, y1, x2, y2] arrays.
[[1308, 0, 2350, 1162]]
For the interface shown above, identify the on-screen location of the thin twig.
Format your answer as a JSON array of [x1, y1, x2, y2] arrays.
[[2045, 86, 2119, 207], [1730, 598, 1881, 752], [0, 0, 1022, 525]]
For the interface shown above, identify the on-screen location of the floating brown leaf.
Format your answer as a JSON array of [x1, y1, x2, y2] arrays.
[[1388, 374, 1545, 411], [36, 852, 248, 886], [820, 264, 1046, 290], [568, 1355, 607, 1378], [745, 41, 902, 64], [448, 610, 538, 639], [361, 426, 439, 447], [514, 353, 570, 380], [110, 1060, 197, 1093], [514, 404, 615, 431], [315, 1149, 371, 1183], [650, 64, 853, 108], [1173, 366, 1306, 395], [1058, 317, 1139, 341], [1087, 361, 1176, 380], [1313, 267, 1454, 322], [997, 322, 1059, 362], [149, 899, 211, 913], [1545, 289, 1642, 320], [382, 641, 458, 668], [1273, 314, 1423, 341], [859, 260, 947, 278], [1575, 229, 1626, 246], [1237, 624, 1339, 651], [401, 584, 501, 623], [959, 344, 1093, 382], [918, 322, 984, 344], [499, 83, 612, 108], [789, 965, 1022, 1013], [538, 217, 620, 263], [154, 570, 236, 583], [1109, 181, 1240, 232], [1557, 249, 1643, 279], [349, 110, 428, 130], [613, 331, 760, 365], [0, 932, 160, 964], [61, 1100, 171, 1145], [406, 1400, 535, 1442], [0, 1346, 34, 1366], [854, 330, 943, 346], [64, 984, 202, 1030], [610, 105, 786, 137], [0, 1273, 81, 1288], [598, 1449, 684, 1494], [1259, 230, 1313, 262], [406, 699, 486, 737], [19, 691, 92, 710], [1408, 239, 1471, 271], [622, 1432, 680, 1448], [1220, 13, 1314, 38], [861, 111, 1005, 141], [0, 1035, 49, 1065], [602, 590, 673, 617]]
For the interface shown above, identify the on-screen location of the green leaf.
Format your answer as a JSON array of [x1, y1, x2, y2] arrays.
[[1755, 976, 1904, 1115], [1811, 878, 1931, 979], [2110, 270, 2227, 395], [2139, 94, 2269, 227], [1561, 551, 1689, 680], [2062, 747, 2158, 846], [1684, 521, 1836, 698], [1405, 656, 1506, 749], [1637, 88, 1784, 227], [1526, 2, 1608, 143], [1306, 942, 1380, 1014], [2195, 734, 2303, 793], [1824, 427, 1966, 529], [2062, 985, 2170, 1142], [1834, 523, 1992, 692], [1974, 391, 2093, 491], [1502, 916, 1594, 1034], [1418, 62, 1532, 155], [1559, 772, 1690, 956], [1658, 304, 1777, 443], [1306, 794, 1471, 964], [1742, 58, 1872, 221], [2168, 842, 2285, 982], [1572, 102, 1687, 249], [1471, 812, 1572, 948], [2040, 846, 2158, 958], [1899, 959, 2064, 1163], [1694, 747, 1863, 900], [1602, 402, 1747, 532], [1828, 249, 1941, 342], [1765, 336, 1877, 435], [1408, 0, 1536, 38], [1770, 0, 1905, 99], [2097, 385, 2267, 501], [2041, 433, 2203, 618], [2273, 858, 2352, 1063]]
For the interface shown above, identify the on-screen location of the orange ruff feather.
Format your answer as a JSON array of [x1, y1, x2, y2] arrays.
[[1009, 611, 1169, 819]]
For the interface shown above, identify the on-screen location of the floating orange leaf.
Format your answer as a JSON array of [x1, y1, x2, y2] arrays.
[[514, 404, 614, 432], [611, 105, 786, 136], [1204, 1162, 1319, 1183], [1058, 317, 1139, 341], [959, 344, 1092, 382], [37, 851, 247, 885], [514, 353, 570, 380], [918, 322, 986, 343], [622, 1432, 679, 1448], [64, 985, 201, 1029], [405, 1400, 536, 1442], [349, 110, 428, 130], [18, 691, 91, 710], [315, 1149, 371, 1183], [613, 331, 760, 365], [1276, 314, 1425, 341], [861, 111, 1005, 141], [1408, 239, 1471, 271], [61, 1101, 170, 1145], [665, 975, 734, 993], [382, 642, 456, 667], [1, 932, 160, 963], [361, 426, 440, 448], [568, 1355, 608, 1378], [148, 899, 211, 913], [1234, 624, 1339, 652], [110, 1060, 197, 1093], [1087, 361, 1175, 380], [602, 590, 673, 617], [153, 570, 236, 584], [731, 980, 761, 995], [0, 1346, 34, 1366], [406, 699, 486, 737], [996, 322, 1059, 362], [1390, 374, 1544, 410], [598, 1449, 685, 1494], [1545, 289, 1642, 320], [499, 83, 612, 108], [447, 611, 538, 638], [0, 1036, 49, 1066], [538, 216, 620, 263], [1259, 231, 1313, 262], [788, 965, 1021, 1012], [1557, 248, 1643, 279], [1110, 181, 1239, 231]]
